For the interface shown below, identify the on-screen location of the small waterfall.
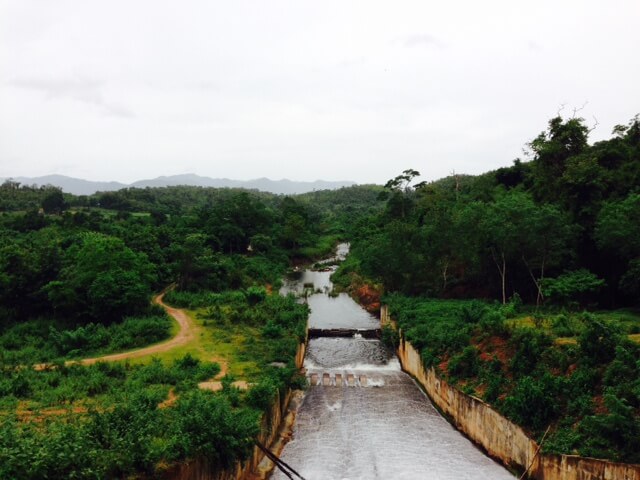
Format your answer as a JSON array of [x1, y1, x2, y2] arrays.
[[272, 244, 512, 480]]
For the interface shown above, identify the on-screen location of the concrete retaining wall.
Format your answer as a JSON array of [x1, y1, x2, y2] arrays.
[[389, 307, 640, 480]]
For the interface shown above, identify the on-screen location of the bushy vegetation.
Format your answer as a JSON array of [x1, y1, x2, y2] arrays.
[[329, 114, 640, 463], [0, 284, 309, 477], [0, 313, 172, 365], [0, 183, 381, 327], [1, 182, 367, 476], [0, 356, 269, 479], [385, 294, 640, 462], [165, 288, 309, 382], [2, 112, 639, 471]]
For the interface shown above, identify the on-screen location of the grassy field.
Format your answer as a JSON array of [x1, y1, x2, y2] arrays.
[[132, 307, 264, 381], [506, 308, 640, 344]]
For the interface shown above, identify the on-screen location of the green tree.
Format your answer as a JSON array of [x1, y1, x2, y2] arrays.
[[530, 116, 589, 203], [41, 189, 67, 214], [479, 192, 532, 304], [520, 201, 575, 306], [46, 233, 156, 322], [595, 194, 640, 258], [542, 269, 605, 307], [382, 169, 421, 219]]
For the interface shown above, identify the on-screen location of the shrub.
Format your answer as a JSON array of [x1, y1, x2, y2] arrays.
[[500, 294, 522, 318], [261, 321, 284, 339], [509, 328, 553, 377], [502, 374, 561, 431], [479, 310, 507, 336], [245, 286, 267, 305], [483, 372, 506, 404], [578, 317, 620, 365], [381, 324, 399, 350], [577, 393, 640, 463], [551, 314, 579, 337], [448, 346, 479, 379], [461, 301, 487, 324], [246, 377, 279, 411], [542, 269, 605, 307]]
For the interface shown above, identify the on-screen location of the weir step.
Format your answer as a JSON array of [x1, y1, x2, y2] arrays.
[[308, 372, 376, 387], [308, 328, 381, 339]]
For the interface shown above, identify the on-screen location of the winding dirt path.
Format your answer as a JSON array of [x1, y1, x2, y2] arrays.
[[34, 290, 198, 370], [78, 291, 195, 365], [34, 289, 248, 392]]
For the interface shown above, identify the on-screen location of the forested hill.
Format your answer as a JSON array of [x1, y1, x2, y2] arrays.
[[0, 183, 383, 325], [0, 174, 355, 196], [3, 114, 638, 308], [336, 115, 640, 308]]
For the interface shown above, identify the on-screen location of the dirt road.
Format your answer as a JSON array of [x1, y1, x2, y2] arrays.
[[34, 290, 195, 370], [34, 290, 245, 390], [78, 291, 195, 365]]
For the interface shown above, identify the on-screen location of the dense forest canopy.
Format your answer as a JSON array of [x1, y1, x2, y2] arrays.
[[337, 115, 640, 308], [0, 182, 382, 327]]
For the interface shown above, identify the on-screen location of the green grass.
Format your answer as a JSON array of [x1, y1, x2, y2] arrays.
[[121, 308, 215, 366], [507, 308, 640, 343], [124, 312, 263, 382], [138, 291, 307, 384]]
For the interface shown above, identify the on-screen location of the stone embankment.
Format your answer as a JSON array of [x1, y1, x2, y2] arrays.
[[381, 305, 640, 480]]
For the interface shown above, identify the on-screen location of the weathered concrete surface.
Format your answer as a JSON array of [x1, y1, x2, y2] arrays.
[[165, 341, 307, 480], [397, 335, 536, 471], [393, 320, 640, 480], [538, 454, 640, 480]]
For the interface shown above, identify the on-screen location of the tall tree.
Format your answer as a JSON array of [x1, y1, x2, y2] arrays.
[[479, 192, 532, 304], [46, 233, 156, 322], [530, 116, 589, 203], [382, 169, 421, 219]]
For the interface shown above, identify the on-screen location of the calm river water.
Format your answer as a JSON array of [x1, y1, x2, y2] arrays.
[[274, 244, 513, 480]]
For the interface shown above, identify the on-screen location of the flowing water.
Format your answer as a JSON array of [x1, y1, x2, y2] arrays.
[[274, 244, 513, 480]]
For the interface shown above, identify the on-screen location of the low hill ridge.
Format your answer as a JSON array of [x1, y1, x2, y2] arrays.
[[2, 174, 356, 195]]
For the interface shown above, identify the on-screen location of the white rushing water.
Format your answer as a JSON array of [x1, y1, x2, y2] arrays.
[[273, 244, 514, 480]]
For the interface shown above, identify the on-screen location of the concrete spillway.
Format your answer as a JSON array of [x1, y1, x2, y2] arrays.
[[273, 245, 513, 480]]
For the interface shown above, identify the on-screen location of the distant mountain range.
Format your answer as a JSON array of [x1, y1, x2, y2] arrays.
[[1, 174, 356, 196]]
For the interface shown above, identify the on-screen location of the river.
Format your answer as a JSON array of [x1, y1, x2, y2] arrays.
[[274, 244, 514, 480]]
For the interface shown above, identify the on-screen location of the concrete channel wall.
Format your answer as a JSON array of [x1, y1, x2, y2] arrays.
[[166, 340, 307, 480], [381, 305, 640, 480]]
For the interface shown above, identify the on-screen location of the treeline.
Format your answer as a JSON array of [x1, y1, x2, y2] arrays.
[[337, 114, 640, 464], [0, 192, 290, 324], [337, 115, 640, 307]]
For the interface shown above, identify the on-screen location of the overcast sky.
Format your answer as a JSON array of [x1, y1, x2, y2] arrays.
[[1, 1, 639, 185]]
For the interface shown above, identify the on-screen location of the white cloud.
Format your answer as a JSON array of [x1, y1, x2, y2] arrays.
[[0, 0, 639, 184], [8, 76, 135, 118]]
